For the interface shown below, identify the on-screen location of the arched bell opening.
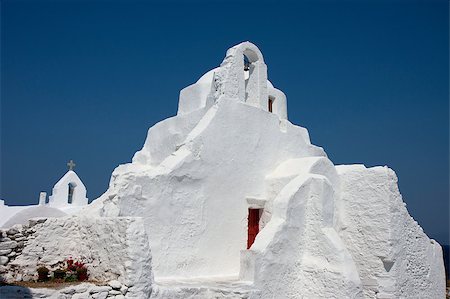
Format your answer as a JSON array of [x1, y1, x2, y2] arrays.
[[242, 48, 260, 105]]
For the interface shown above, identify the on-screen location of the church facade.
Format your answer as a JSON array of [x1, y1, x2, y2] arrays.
[[85, 42, 444, 298], [0, 42, 445, 298], [0, 160, 88, 228]]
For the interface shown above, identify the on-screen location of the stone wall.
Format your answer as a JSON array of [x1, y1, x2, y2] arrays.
[[1, 281, 130, 299], [0, 218, 45, 277], [0, 216, 153, 298]]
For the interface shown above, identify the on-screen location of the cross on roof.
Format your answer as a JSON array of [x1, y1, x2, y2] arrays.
[[67, 160, 76, 171]]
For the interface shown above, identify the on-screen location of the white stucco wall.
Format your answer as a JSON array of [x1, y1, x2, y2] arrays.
[[239, 157, 362, 298], [336, 165, 445, 298], [82, 41, 445, 297], [93, 98, 324, 278]]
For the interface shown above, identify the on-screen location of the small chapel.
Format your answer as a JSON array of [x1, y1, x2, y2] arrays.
[[46, 160, 89, 208], [0, 160, 88, 228]]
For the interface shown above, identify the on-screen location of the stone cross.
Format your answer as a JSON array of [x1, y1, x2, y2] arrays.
[[67, 160, 76, 171]]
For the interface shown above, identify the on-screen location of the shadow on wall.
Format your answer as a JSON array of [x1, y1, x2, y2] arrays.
[[443, 245, 449, 280], [0, 284, 33, 299]]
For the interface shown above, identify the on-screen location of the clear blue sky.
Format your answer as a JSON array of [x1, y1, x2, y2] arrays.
[[1, 0, 448, 245]]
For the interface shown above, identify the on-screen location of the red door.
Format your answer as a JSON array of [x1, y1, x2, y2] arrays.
[[247, 209, 260, 249]]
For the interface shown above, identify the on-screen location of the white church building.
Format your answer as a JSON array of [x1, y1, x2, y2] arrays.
[[0, 160, 88, 228], [82, 41, 444, 298], [0, 42, 445, 299]]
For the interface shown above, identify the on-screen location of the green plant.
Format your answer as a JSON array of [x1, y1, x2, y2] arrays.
[[53, 268, 66, 279], [65, 274, 77, 282], [37, 266, 49, 282]]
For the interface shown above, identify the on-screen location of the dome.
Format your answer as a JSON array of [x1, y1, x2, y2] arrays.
[[2, 206, 67, 228]]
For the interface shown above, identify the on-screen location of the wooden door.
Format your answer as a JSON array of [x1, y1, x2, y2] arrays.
[[247, 209, 260, 249]]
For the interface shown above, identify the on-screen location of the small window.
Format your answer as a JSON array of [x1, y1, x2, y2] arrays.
[[268, 97, 274, 113], [68, 183, 75, 204]]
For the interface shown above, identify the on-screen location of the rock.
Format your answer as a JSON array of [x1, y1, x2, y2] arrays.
[[115, 295, 125, 299], [28, 218, 47, 227], [72, 293, 89, 299], [108, 280, 122, 289], [109, 290, 122, 295], [90, 286, 112, 293], [0, 256, 9, 265], [2, 272, 13, 282], [7, 251, 16, 257], [0, 241, 17, 250], [21, 273, 35, 282], [120, 285, 128, 295], [91, 291, 108, 299], [14, 237, 26, 242], [0, 265, 8, 273], [6, 228, 19, 235], [0, 249, 12, 255], [74, 284, 89, 293], [61, 287, 76, 294]]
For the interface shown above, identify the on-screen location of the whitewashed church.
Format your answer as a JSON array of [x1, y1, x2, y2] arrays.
[[0, 42, 445, 299], [0, 160, 88, 228]]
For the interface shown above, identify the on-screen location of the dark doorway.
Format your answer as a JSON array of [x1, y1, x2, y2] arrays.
[[247, 208, 261, 249]]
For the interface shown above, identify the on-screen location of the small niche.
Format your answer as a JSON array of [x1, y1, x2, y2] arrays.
[[382, 259, 395, 272]]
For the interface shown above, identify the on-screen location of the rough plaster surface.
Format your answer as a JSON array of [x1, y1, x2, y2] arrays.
[[7, 217, 153, 298], [240, 158, 362, 298], [81, 41, 445, 298], [88, 97, 325, 279], [336, 165, 445, 298], [4, 41, 443, 298], [151, 276, 258, 299]]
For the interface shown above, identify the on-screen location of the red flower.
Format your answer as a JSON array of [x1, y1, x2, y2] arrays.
[[65, 257, 89, 281]]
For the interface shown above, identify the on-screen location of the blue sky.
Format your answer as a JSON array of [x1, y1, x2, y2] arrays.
[[1, 0, 448, 245]]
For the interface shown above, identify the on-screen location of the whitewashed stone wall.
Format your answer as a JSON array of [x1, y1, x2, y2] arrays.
[[1, 281, 130, 299], [0, 219, 46, 276], [336, 165, 446, 299], [0, 217, 153, 298]]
